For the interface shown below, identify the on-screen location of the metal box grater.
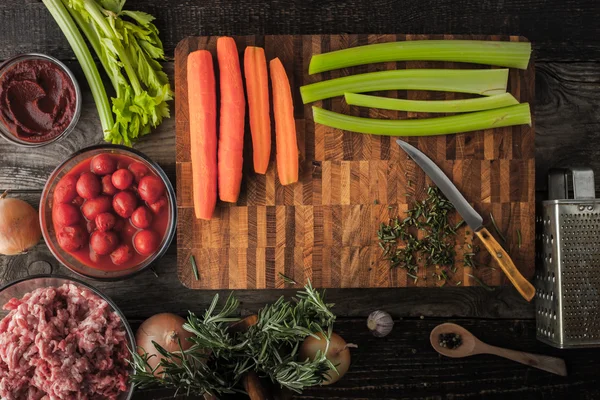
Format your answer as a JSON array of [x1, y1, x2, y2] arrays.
[[536, 168, 600, 348]]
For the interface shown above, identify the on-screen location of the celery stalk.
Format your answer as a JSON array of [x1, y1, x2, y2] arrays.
[[344, 92, 519, 113], [300, 69, 508, 104], [312, 103, 531, 136], [42, 0, 114, 134], [309, 40, 531, 74]]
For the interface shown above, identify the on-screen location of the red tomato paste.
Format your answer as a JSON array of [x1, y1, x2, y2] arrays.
[[0, 58, 76, 143]]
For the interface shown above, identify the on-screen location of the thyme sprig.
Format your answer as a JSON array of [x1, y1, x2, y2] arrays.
[[378, 186, 483, 284], [129, 282, 336, 396], [378, 187, 461, 274]]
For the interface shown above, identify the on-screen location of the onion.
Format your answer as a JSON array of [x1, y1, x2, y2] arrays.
[[136, 313, 195, 376], [299, 332, 356, 385], [0, 191, 41, 255]]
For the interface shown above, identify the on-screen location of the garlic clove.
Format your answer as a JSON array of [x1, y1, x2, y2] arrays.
[[367, 310, 394, 337]]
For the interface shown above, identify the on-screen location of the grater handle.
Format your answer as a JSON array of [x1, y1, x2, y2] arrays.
[[547, 167, 596, 200], [571, 168, 595, 199], [479, 343, 567, 376], [548, 169, 568, 200], [475, 227, 535, 301]]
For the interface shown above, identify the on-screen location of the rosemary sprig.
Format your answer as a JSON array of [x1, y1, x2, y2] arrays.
[[463, 245, 480, 268], [190, 255, 200, 280], [467, 273, 495, 292], [129, 282, 336, 395], [489, 212, 507, 243], [377, 186, 471, 280], [279, 271, 297, 285]]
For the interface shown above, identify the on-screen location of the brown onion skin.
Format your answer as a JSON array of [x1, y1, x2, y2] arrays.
[[0, 193, 41, 255], [136, 313, 195, 376], [299, 332, 351, 385]]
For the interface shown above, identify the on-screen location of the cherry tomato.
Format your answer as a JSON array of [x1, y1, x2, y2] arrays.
[[90, 154, 117, 175], [90, 230, 119, 255], [57, 225, 87, 252], [148, 196, 168, 215], [76, 172, 101, 199], [53, 174, 78, 204], [101, 175, 118, 196], [81, 196, 112, 220], [95, 212, 116, 232], [131, 206, 153, 229], [128, 162, 150, 183], [110, 244, 134, 265], [138, 175, 165, 204], [112, 169, 134, 190], [133, 229, 160, 256], [52, 203, 81, 227], [113, 191, 137, 218]]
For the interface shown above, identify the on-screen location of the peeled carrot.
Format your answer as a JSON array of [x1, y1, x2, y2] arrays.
[[244, 46, 271, 174], [187, 50, 217, 220], [269, 57, 298, 185], [217, 37, 245, 202]]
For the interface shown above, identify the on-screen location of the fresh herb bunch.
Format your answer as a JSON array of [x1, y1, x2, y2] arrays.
[[378, 186, 476, 282], [130, 282, 337, 397]]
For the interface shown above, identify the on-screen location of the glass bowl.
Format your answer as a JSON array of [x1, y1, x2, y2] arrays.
[[0, 275, 135, 400], [40, 145, 177, 280], [0, 53, 82, 147]]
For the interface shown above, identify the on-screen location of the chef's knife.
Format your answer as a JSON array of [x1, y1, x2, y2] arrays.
[[396, 140, 535, 301]]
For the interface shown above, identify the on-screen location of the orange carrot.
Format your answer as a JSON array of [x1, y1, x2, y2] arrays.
[[244, 46, 271, 174], [269, 57, 298, 185], [187, 50, 217, 220], [217, 37, 245, 202]]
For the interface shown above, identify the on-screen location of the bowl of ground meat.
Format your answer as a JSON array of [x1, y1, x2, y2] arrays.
[[0, 275, 134, 400]]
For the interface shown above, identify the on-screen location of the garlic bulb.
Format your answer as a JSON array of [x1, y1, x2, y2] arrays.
[[367, 310, 394, 337]]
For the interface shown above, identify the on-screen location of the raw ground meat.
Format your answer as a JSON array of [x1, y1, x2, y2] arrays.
[[0, 284, 130, 400]]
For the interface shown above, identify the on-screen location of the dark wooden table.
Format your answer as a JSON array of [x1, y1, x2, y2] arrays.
[[2, 1, 600, 398]]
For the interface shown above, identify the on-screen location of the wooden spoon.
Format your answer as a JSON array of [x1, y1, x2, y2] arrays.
[[430, 323, 567, 376]]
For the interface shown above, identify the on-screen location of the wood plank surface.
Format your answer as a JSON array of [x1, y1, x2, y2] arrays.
[[175, 34, 536, 289], [0, 1, 599, 398], [130, 318, 600, 400], [0, 0, 598, 62]]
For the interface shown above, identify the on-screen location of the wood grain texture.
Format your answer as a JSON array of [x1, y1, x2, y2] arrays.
[[0, 0, 599, 62], [176, 35, 536, 289], [129, 318, 600, 400]]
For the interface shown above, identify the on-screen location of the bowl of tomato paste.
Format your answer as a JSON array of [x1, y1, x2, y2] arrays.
[[40, 145, 176, 280], [0, 53, 81, 146]]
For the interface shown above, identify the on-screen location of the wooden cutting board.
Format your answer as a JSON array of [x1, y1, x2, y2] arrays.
[[175, 34, 535, 290]]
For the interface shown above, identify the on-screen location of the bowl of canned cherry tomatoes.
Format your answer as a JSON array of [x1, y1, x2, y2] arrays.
[[40, 145, 177, 280]]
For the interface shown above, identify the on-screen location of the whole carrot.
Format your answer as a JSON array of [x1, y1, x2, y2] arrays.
[[270, 57, 298, 185], [244, 46, 271, 174], [217, 37, 246, 202], [187, 50, 217, 220]]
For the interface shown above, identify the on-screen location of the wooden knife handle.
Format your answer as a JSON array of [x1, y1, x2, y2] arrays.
[[475, 227, 535, 301]]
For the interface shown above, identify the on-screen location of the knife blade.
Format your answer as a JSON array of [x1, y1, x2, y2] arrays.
[[396, 139, 535, 301], [396, 140, 483, 230]]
